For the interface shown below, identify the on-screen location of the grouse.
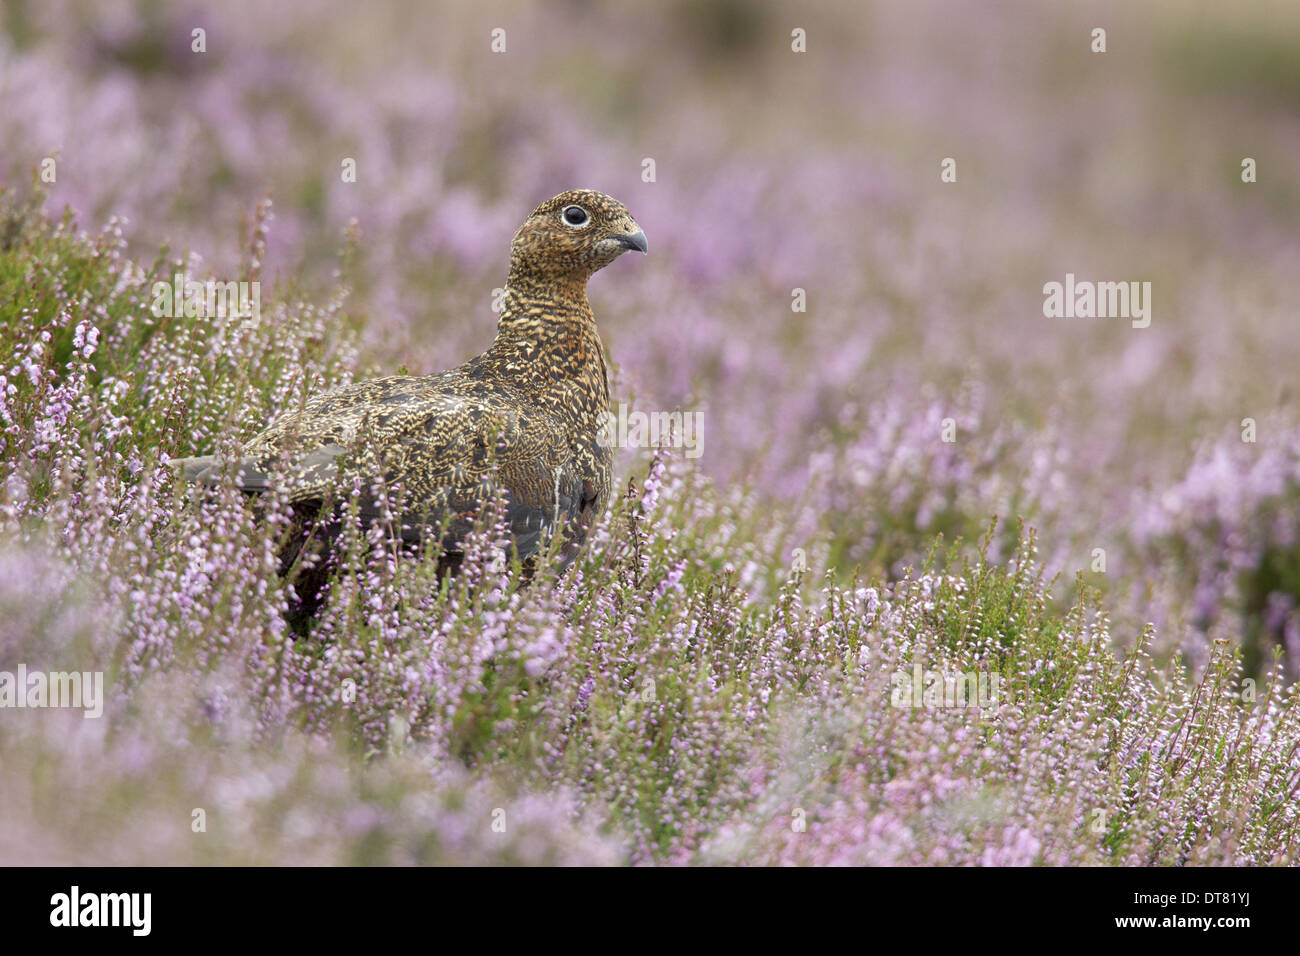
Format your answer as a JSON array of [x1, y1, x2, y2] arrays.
[[173, 189, 647, 621]]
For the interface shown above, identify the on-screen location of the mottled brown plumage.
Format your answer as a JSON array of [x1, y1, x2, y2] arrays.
[[174, 189, 646, 620]]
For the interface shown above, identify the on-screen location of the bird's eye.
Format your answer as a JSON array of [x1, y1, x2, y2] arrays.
[[561, 204, 590, 227]]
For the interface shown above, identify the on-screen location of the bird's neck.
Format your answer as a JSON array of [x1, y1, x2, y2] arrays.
[[486, 274, 610, 420]]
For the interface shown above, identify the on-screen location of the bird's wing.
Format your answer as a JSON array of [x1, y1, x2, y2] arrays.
[[380, 390, 589, 557], [178, 375, 593, 560]]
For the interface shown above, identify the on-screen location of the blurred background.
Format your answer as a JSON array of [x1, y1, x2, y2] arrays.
[[4, 0, 1300, 674]]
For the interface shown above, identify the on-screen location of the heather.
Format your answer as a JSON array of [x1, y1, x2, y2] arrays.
[[2, 0, 1300, 864]]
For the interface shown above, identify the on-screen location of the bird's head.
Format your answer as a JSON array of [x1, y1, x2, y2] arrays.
[[509, 189, 647, 284]]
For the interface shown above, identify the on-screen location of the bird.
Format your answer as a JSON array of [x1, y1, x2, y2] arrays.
[[172, 188, 647, 625]]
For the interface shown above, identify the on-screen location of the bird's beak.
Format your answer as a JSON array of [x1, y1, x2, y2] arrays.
[[617, 229, 648, 254]]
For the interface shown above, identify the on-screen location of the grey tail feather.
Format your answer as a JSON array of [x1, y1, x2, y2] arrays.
[[170, 455, 216, 483], [170, 455, 275, 493]]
